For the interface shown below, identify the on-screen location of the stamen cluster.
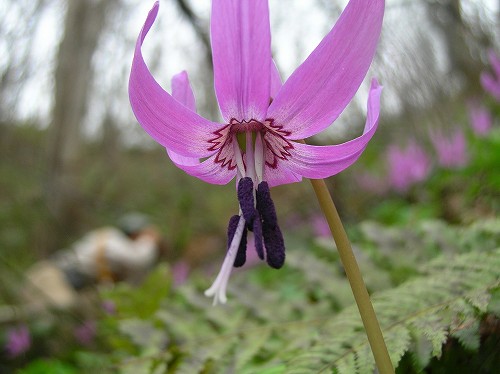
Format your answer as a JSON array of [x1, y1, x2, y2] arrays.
[[233, 177, 285, 269]]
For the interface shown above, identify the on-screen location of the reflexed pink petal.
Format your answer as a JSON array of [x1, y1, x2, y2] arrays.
[[270, 61, 283, 99], [167, 151, 236, 185], [166, 148, 200, 167], [265, 162, 302, 187], [211, 0, 271, 121], [129, 2, 220, 158], [268, 0, 384, 139], [284, 79, 382, 179], [168, 71, 203, 167], [171, 71, 196, 111]]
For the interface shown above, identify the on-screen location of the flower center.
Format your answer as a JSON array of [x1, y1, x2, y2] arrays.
[[204, 119, 291, 304], [230, 118, 264, 133], [207, 118, 294, 174]]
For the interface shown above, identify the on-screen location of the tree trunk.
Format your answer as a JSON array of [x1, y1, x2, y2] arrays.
[[45, 0, 113, 248], [426, 0, 490, 96]]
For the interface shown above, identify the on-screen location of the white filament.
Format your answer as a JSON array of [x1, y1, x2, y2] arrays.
[[232, 136, 246, 177], [204, 215, 246, 305], [245, 132, 256, 182], [254, 132, 265, 183]]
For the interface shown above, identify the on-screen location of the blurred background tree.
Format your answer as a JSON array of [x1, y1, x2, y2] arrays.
[[47, 0, 119, 244]]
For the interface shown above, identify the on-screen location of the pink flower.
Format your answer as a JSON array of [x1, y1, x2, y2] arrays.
[[172, 261, 189, 287], [467, 101, 492, 137], [5, 325, 31, 358], [74, 320, 96, 347], [354, 170, 388, 195], [430, 129, 468, 169], [311, 215, 332, 239], [129, 0, 384, 304], [386, 141, 431, 193], [480, 50, 500, 101], [101, 300, 116, 315]]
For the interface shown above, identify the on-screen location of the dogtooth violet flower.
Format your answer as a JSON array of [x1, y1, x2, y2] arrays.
[[481, 50, 500, 101], [129, 0, 384, 304], [5, 325, 31, 358], [430, 128, 468, 169], [467, 100, 493, 137], [386, 141, 431, 193]]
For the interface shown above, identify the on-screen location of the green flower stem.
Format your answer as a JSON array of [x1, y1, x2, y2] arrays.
[[308, 177, 394, 374]]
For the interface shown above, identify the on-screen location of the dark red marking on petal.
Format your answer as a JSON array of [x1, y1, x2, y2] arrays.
[[230, 118, 265, 133], [208, 124, 238, 170], [206, 118, 294, 172], [263, 118, 291, 137], [262, 119, 294, 169], [214, 137, 238, 170], [208, 123, 232, 152]]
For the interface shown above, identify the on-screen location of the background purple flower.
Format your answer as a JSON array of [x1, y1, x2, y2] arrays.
[[172, 261, 190, 286], [386, 141, 431, 193], [467, 101, 493, 137], [74, 320, 96, 347], [354, 170, 389, 195], [5, 325, 31, 358], [430, 129, 468, 169], [311, 215, 332, 239], [480, 50, 500, 101], [102, 300, 116, 315]]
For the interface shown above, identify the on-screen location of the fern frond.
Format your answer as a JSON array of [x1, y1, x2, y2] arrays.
[[283, 249, 500, 373], [107, 220, 500, 374]]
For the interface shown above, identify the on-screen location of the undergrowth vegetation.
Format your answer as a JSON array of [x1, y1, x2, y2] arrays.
[[5, 218, 497, 373], [1, 118, 499, 373], [97, 219, 500, 374]]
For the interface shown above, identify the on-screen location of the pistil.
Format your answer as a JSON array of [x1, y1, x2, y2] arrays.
[[204, 215, 246, 305]]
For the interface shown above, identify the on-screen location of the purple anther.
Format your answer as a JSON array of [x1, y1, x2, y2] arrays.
[[237, 177, 256, 224], [256, 181, 278, 228], [227, 215, 240, 248], [234, 225, 248, 267], [227, 215, 248, 268], [252, 212, 264, 260], [263, 225, 285, 269]]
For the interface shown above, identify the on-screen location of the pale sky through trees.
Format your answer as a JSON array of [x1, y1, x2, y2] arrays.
[[1, 0, 498, 145]]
